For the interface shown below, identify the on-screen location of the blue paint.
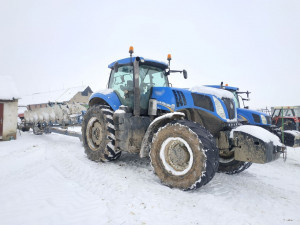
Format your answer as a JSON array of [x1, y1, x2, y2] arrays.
[[108, 57, 168, 69], [151, 87, 232, 122], [237, 108, 271, 125], [208, 85, 271, 126], [205, 85, 239, 91], [89, 91, 121, 111]]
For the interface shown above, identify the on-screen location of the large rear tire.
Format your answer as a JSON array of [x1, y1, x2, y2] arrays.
[[150, 120, 219, 190], [82, 105, 121, 162]]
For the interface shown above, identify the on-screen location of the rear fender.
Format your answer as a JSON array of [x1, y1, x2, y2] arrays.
[[89, 90, 121, 111], [139, 112, 185, 158]]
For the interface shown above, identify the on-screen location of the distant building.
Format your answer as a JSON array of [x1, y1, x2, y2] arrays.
[[0, 76, 20, 141], [69, 86, 93, 104], [19, 86, 93, 110]]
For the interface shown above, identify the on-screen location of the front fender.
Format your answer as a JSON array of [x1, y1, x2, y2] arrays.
[[139, 112, 185, 158], [89, 89, 121, 111]]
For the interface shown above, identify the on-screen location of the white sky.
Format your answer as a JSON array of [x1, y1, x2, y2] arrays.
[[0, 0, 299, 109]]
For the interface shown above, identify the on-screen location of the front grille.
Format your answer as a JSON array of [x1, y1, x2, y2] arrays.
[[222, 98, 235, 119], [192, 93, 214, 111], [252, 114, 261, 123], [172, 90, 187, 107]]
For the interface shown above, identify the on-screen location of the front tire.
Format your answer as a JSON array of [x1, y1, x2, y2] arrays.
[[82, 105, 121, 162], [218, 149, 252, 174], [150, 120, 219, 190]]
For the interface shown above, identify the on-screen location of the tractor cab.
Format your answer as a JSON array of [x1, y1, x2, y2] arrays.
[[106, 48, 187, 115], [108, 57, 169, 114]]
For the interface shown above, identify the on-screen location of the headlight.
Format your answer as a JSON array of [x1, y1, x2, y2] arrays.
[[261, 115, 267, 124], [213, 96, 226, 120]]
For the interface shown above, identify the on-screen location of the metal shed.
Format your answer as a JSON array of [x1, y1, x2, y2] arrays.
[[0, 76, 20, 141]]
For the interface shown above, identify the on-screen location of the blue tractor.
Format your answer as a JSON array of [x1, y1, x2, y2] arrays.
[[206, 84, 300, 148], [82, 47, 284, 190]]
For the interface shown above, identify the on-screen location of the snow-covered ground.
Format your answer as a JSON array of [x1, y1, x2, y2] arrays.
[[1, 131, 300, 225]]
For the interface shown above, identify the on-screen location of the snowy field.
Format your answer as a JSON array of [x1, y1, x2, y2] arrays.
[[1, 131, 300, 225]]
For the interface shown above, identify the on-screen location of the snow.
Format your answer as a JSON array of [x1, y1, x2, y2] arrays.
[[190, 85, 234, 99], [1, 132, 300, 225], [95, 89, 114, 95], [0, 76, 21, 100], [19, 86, 88, 106], [150, 112, 185, 126], [285, 130, 300, 136], [231, 125, 284, 146], [115, 109, 126, 114]]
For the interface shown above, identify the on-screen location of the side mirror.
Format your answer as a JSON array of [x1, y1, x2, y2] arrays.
[[114, 62, 119, 73], [183, 70, 188, 79]]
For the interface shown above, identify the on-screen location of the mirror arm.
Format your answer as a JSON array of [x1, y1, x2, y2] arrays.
[[169, 70, 183, 73]]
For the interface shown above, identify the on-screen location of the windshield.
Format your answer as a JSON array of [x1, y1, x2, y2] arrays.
[[295, 108, 300, 117], [108, 64, 169, 109], [139, 65, 169, 91], [273, 108, 296, 117], [282, 109, 294, 117]]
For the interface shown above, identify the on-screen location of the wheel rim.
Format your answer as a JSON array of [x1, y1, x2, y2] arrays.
[[159, 137, 193, 176], [86, 117, 103, 151]]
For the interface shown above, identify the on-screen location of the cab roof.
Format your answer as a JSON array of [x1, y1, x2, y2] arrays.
[[108, 57, 169, 70], [205, 85, 239, 91]]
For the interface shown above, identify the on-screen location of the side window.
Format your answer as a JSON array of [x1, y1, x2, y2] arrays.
[[151, 71, 168, 87], [285, 109, 293, 117], [272, 109, 280, 117], [232, 92, 240, 108], [108, 66, 134, 108], [295, 108, 300, 117]]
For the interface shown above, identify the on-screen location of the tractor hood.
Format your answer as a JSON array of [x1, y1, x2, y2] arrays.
[[237, 107, 271, 125], [189, 86, 235, 100], [151, 86, 237, 123]]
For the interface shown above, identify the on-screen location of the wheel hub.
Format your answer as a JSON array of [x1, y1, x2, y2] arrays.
[[86, 117, 103, 151], [91, 122, 102, 146], [166, 141, 190, 171], [160, 137, 193, 176]]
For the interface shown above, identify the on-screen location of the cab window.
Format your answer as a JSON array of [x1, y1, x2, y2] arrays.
[[272, 109, 280, 117], [108, 65, 134, 108], [108, 64, 169, 112]]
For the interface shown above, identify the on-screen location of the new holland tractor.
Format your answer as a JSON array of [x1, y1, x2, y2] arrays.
[[206, 84, 300, 148], [82, 47, 285, 190]]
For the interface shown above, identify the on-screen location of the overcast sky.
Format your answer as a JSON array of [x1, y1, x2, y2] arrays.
[[0, 0, 299, 109]]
